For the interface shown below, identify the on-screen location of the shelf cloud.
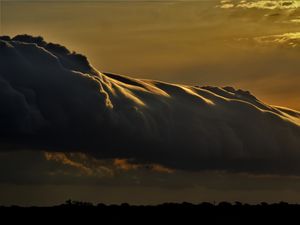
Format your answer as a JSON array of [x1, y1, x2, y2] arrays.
[[1, 35, 300, 175]]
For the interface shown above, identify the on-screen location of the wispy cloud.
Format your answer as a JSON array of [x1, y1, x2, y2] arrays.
[[254, 32, 300, 47], [219, 0, 235, 8], [114, 159, 174, 173], [290, 17, 300, 23], [219, 0, 300, 10], [44, 152, 114, 177]]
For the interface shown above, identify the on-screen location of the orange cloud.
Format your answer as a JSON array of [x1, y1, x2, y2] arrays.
[[151, 164, 174, 174], [113, 159, 140, 171], [114, 159, 174, 174], [45, 152, 114, 177]]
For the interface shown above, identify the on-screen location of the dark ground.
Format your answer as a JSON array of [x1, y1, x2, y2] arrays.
[[0, 201, 299, 224]]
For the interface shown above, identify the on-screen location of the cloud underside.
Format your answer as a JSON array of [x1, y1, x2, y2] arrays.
[[1, 35, 300, 176]]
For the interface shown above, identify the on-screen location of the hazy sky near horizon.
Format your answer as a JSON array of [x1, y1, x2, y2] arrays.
[[1, 0, 300, 205]]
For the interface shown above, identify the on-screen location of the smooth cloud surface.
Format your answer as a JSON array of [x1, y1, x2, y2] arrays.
[[1, 35, 300, 175]]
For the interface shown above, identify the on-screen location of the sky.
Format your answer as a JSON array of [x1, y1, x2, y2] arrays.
[[1, 0, 300, 206]]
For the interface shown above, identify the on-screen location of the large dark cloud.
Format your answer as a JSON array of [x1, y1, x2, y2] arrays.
[[1, 35, 300, 175]]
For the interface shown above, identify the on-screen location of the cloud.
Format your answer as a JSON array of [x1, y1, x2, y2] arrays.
[[254, 32, 300, 47], [290, 17, 300, 23], [219, 0, 235, 8], [4, 150, 300, 197], [218, 0, 300, 10], [0, 150, 174, 186], [44, 152, 114, 177], [113, 158, 174, 173], [0, 150, 112, 185], [1, 35, 300, 176]]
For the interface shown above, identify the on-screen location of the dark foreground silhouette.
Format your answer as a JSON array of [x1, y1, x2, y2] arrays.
[[1, 201, 299, 224]]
